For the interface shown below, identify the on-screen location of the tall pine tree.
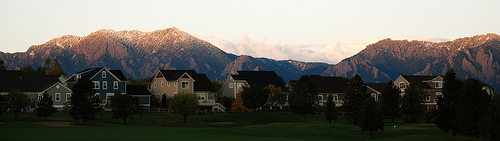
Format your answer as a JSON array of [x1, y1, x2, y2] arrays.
[[359, 97, 384, 139], [457, 78, 491, 138], [35, 92, 57, 119], [400, 83, 427, 123], [69, 78, 100, 122], [324, 95, 338, 123], [435, 69, 462, 136], [380, 81, 400, 123], [343, 74, 369, 125], [480, 94, 500, 140], [289, 75, 318, 115]]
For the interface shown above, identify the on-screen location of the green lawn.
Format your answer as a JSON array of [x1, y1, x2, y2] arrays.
[[0, 111, 480, 141]]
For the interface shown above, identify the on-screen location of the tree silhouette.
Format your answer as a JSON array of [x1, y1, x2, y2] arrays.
[[324, 95, 338, 123], [35, 92, 57, 119], [344, 74, 370, 125], [435, 69, 462, 136], [111, 93, 140, 124], [241, 84, 270, 110], [4, 89, 31, 118], [359, 97, 384, 139], [380, 81, 400, 122], [169, 92, 198, 123], [289, 75, 318, 115], [69, 78, 100, 122], [400, 83, 427, 123], [457, 78, 491, 138]]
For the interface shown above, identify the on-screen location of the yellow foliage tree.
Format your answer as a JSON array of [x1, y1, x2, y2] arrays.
[[231, 92, 252, 112]]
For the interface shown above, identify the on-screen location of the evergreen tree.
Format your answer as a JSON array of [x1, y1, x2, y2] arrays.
[[289, 75, 318, 115], [0, 95, 3, 115], [457, 78, 491, 138], [324, 95, 338, 123], [34, 92, 57, 119], [111, 93, 140, 124], [150, 95, 161, 108], [380, 81, 400, 123], [241, 84, 270, 110], [169, 92, 198, 123], [480, 94, 500, 140], [400, 83, 427, 123], [69, 78, 100, 122], [0, 59, 6, 70], [4, 89, 31, 118], [161, 94, 168, 108], [343, 74, 370, 125], [359, 97, 384, 139], [21, 65, 35, 73], [435, 69, 462, 136]]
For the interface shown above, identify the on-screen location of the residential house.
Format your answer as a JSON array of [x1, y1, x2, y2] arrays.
[[289, 75, 348, 107], [66, 68, 128, 105], [366, 83, 388, 102], [0, 70, 71, 110], [219, 71, 288, 99], [126, 85, 152, 108], [393, 75, 443, 110], [148, 70, 221, 111]]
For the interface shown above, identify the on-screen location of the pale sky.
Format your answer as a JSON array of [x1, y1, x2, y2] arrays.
[[1, 0, 499, 64]]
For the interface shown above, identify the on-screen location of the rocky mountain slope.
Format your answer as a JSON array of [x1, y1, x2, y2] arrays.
[[0, 27, 332, 82], [322, 33, 500, 91]]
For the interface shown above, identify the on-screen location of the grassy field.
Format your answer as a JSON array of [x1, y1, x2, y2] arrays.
[[0, 111, 481, 141]]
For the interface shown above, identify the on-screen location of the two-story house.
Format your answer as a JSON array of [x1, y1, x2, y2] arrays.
[[393, 75, 443, 110], [0, 70, 72, 110], [148, 70, 221, 111], [366, 83, 388, 102], [219, 71, 288, 99], [289, 75, 348, 107], [66, 68, 128, 105]]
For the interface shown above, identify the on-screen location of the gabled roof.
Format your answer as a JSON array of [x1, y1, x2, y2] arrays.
[[67, 68, 127, 82], [366, 83, 388, 94], [158, 70, 197, 81], [126, 85, 151, 96], [400, 75, 442, 89], [231, 71, 288, 92], [194, 74, 216, 92], [306, 75, 348, 94], [0, 70, 63, 93]]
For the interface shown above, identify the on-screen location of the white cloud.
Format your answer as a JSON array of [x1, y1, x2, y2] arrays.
[[198, 35, 449, 64]]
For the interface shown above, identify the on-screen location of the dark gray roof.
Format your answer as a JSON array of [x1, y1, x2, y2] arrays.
[[157, 70, 215, 92], [67, 68, 127, 82], [109, 70, 127, 81], [231, 71, 288, 92], [366, 83, 388, 93], [194, 74, 216, 92], [126, 85, 151, 96], [0, 70, 62, 92], [401, 75, 441, 89], [159, 70, 197, 81], [306, 75, 348, 93]]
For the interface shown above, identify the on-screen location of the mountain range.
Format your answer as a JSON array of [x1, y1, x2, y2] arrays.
[[0, 28, 499, 92]]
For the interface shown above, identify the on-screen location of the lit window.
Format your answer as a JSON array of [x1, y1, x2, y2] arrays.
[[66, 93, 71, 101], [229, 83, 234, 88], [435, 82, 442, 88], [182, 81, 189, 89], [103, 81, 107, 89], [113, 81, 118, 89], [55, 93, 60, 102], [93, 81, 100, 89], [197, 93, 205, 100], [102, 71, 106, 78]]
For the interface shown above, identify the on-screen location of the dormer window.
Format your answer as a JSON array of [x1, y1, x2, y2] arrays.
[[102, 71, 106, 78], [75, 74, 81, 81], [435, 81, 442, 88], [182, 81, 189, 89]]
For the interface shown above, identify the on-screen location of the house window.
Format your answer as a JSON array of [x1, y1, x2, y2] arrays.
[[102, 71, 106, 78], [75, 74, 81, 81], [197, 93, 205, 100], [66, 93, 71, 101], [229, 83, 234, 88], [38, 95, 42, 101], [113, 81, 118, 89], [106, 93, 114, 101], [182, 81, 189, 89], [174, 82, 177, 86], [161, 82, 164, 87], [399, 82, 405, 89], [436, 92, 443, 100], [425, 96, 431, 101], [435, 82, 443, 88], [95, 93, 100, 99], [332, 95, 338, 101], [167, 82, 170, 87], [318, 95, 324, 103], [154, 82, 157, 88], [102, 81, 107, 89], [93, 81, 100, 89], [55, 93, 60, 102], [237, 83, 244, 91]]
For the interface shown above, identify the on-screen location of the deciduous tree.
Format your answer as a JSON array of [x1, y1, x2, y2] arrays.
[[35, 92, 57, 119], [380, 81, 400, 122], [289, 75, 318, 115], [435, 69, 462, 136], [169, 92, 198, 123], [241, 84, 270, 110], [111, 93, 140, 124], [343, 74, 370, 125], [69, 78, 100, 122], [359, 97, 384, 139], [231, 92, 251, 112], [400, 83, 427, 123], [4, 89, 31, 118], [266, 84, 286, 109], [324, 95, 337, 123]]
